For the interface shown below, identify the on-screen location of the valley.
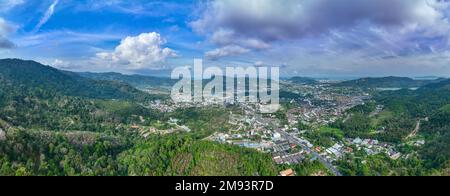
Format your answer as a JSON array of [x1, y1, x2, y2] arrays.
[[0, 59, 449, 176]]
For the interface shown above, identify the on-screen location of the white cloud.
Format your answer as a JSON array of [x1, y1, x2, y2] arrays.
[[0, 0, 25, 12], [72, 0, 190, 17], [0, 17, 15, 36], [205, 45, 250, 60], [17, 30, 122, 47], [33, 0, 59, 33], [254, 61, 264, 67], [49, 59, 80, 69], [210, 29, 270, 50], [0, 17, 17, 49], [192, 0, 450, 59], [96, 32, 176, 70], [0, 38, 14, 49]]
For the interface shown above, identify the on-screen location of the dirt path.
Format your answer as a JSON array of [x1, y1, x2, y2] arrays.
[[406, 118, 427, 139]]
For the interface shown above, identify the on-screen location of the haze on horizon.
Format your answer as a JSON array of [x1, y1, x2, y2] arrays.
[[1, 0, 450, 78]]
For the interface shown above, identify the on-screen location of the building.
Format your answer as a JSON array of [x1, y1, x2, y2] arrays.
[[415, 140, 425, 146], [290, 143, 298, 149], [326, 143, 344, 158], [273, 140, 291, 152], [353, 138, 363, 144], [279, 169, 295, 176], [0, 128, 5, 141], [273, 156, 283, 164], [389, 151, 402, 160], [272, 132, 282, 140], [315, 146, 322, 152], [179, 125, 191, 132], [168, 118, 179, 125]]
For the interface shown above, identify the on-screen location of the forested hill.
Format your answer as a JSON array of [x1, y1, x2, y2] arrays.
[[78, 72, 176, 89], [0, 59, 151, 101], [334, 76, 445, 89], [420, 78, 450, 91], [332, 78, 449, 174], [417, 80, 450, 170], [0, 59, 279, 176], [287, 77, 317, 85], [374, 78, 450, 116]]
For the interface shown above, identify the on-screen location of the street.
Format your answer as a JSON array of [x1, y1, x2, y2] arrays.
[[276, 130, 343, 176]]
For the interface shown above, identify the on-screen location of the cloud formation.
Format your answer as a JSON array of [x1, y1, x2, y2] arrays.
[[0, 17, 16, 49], [2, 0, 450, 76], [0, 0, 25, 12], [192, 0, 450, 59], [71, 0, 192, 17], [96, 32, 176, 70], [205, 45, 250, 60], [33, 0, 59, 33]]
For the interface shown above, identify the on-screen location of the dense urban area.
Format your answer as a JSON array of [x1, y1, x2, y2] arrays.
[[0, 59, 449, 176]]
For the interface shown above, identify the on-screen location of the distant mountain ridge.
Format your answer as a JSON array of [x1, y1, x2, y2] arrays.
[[420, 78, 450, 91], [287, 76, 317, 84], [0, 59, 151, 101], [78, 72, 176, 89], [334, 76, 446, 88]]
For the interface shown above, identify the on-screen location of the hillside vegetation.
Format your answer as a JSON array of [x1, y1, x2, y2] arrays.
[[0, 59, 277, 176], [333, 76, 445, 89]]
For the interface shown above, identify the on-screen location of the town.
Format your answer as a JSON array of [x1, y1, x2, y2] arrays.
[[133, 79, 413, 176]]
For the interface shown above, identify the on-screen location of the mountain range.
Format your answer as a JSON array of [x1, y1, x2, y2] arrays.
[[0, 58, 448, 176], [0, 59, 154, 102], [333, 76, 447, 89]]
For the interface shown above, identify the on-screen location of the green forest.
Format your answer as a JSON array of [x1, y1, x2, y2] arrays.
[[0, 59, 449, 176], [330, 79, 450, 175], [0, 59, 278, 176]]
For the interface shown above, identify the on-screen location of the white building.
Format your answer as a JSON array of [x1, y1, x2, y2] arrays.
[[353, 138, 363, 144], [0, 128, 5, 141], [179, 125, 191, 132], [272, 132, 282, 140], [390, 152, 402, 160]]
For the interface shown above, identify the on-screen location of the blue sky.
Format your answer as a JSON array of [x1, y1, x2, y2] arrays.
[[1, 0, 450, 77]]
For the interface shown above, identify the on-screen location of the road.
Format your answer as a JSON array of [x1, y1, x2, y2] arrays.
[[276, 130, 343, 176], [409, 120, 421, 138], [407, 118, 427, 139]]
